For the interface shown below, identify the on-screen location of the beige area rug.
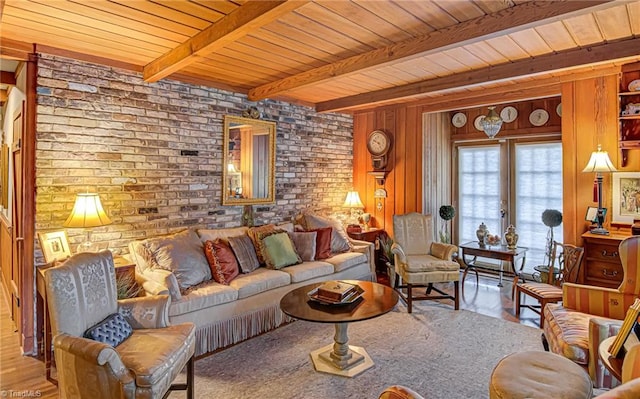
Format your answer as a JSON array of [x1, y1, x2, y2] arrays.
[[170, 301, 549, 399]]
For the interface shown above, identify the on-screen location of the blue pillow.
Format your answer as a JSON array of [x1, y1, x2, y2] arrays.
[[84, 313, 133, 347]]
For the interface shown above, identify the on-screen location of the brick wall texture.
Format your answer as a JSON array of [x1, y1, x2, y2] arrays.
[[35, 54, 354, 258]]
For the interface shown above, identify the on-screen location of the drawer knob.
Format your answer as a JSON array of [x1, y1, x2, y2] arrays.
[[601, 250, 618, 258], [602, 269, 618, 277]]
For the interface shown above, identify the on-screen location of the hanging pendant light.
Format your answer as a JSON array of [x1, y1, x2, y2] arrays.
[[481, 106, 503, 139]]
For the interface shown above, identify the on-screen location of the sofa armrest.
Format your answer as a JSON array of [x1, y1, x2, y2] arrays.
[[563, 283, 630, 320], [429, 242, 458, 260], [140, 268, 181, 301], [117, 294, 170, 329], [350, 239, 375, 278]]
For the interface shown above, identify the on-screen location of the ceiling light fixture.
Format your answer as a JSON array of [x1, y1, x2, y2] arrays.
[[481, 106, 503, 139]]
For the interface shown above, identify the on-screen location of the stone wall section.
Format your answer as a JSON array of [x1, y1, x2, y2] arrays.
[[35, 54, 354, 259]]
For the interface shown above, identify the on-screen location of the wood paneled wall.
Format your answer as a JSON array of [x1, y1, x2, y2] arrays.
[[353, 106, 425, 234], [353, 73, 639, 243]]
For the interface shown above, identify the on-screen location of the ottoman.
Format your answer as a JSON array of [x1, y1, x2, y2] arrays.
[[489, 351, 593, 399]]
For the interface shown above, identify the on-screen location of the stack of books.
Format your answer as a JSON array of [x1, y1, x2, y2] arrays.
[[316, 281, 357, 303]]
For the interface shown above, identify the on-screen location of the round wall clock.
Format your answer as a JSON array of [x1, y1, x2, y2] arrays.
[[367, 130, 391, 170], [452, 112, 467, 128], [499, 106, 518, 123], [474, 115, 485, 131], [529, 109, 549, 126]]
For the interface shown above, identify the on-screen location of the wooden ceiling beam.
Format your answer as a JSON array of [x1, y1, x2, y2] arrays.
[[0, 71, 16, 86], [248, 0, 620, 101], [316, 38, 640, 113], [143, 0, 309, 82], [0, 38, 33, 60]]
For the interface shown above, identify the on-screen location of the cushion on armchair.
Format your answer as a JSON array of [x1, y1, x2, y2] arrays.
[[84, 312, 133, 347]]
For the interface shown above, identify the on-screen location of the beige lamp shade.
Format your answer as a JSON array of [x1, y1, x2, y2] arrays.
[[343, 190, 364, 208], [582, 145, 617, 173], [63, 193, 112, 228]]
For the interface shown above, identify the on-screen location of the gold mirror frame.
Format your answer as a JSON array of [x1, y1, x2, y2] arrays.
[[222, 115, 276, 205]]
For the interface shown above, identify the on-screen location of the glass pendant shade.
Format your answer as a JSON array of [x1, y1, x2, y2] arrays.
[[481, 106, 503, 139]]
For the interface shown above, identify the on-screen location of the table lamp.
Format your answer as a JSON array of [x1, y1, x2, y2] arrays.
[[64, 193, 112, 252], [343, 190, 364, 226], [582, 145, 617, 235]]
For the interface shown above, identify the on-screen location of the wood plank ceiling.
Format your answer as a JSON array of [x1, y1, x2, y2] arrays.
[[1, 0, 640, 113]]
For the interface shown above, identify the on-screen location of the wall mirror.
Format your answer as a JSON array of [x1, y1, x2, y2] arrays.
[[222, 115, 276, 205]]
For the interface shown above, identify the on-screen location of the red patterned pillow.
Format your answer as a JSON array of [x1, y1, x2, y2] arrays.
[[310, 227, 333, 260], [203, 239, 239, 285]]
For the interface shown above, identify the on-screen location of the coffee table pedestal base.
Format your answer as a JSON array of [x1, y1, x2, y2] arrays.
[[310, 344, 373, 377]]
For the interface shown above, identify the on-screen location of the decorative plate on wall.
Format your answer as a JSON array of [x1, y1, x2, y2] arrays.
[[529, 109, 549, 126], [499, 106, 518, 123], [556, 103, 562, 117], [474, 115, 485, 131], [452, 112, 467, 128], [629, 79, 640, 92]]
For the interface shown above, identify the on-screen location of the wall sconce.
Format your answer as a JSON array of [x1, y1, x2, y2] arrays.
[[343, 190, 364, 225], [481, 106, 503, 139], [374, 188, 387, 211], [63, 193, 112, 253], [582, 145, 617, 235]]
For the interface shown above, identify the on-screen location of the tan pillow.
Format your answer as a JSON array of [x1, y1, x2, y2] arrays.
[[141, 229, 211, 290], [303, 214, 353, 254], [228, 234, 260, 273], [288, 231, 317, 262]]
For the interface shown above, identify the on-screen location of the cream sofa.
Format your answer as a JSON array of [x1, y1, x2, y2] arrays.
[[128, 224, 375, 357]]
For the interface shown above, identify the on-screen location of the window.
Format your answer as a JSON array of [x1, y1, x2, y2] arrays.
[[456, 141, 562, 274]]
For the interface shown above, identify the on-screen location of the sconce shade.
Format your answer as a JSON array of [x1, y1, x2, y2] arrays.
[[343, 190, 364, 208], [581, 145, 617, 173], [63, 193, 112, 228], [481, 106, 503, 139]]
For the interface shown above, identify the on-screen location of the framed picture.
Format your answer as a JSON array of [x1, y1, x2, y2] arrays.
[[585, 206, 607, 223], [612, 172, 640, 224], [38, 230, 71, 264]]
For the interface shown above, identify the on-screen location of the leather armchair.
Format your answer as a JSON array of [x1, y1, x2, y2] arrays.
[[44, 250, 195, 399], [391, 213, 459, 312], [542, 235, 640, 388]]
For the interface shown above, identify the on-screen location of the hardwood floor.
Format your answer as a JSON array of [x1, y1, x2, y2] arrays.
[[0, 272, 542, 398]]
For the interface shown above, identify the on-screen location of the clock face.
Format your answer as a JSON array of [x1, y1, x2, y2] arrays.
[[367, 130, 390, 156]]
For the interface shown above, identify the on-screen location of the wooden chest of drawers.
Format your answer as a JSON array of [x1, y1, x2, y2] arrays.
[[581, 232, 630, 288]]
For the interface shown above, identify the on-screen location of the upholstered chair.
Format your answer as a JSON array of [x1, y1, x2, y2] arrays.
[[391, 213, 459, 312], [542, 235, 640, 388], [44, 250, 195, 399], [515, 241, 584, 328]]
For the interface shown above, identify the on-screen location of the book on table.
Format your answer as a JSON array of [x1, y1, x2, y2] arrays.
[[608, 298, 640, 358], [316, 281, 357, 302]]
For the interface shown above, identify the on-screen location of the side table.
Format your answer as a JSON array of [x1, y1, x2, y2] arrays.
[[599, 335, 624, 381], [37, 254, 136, 384], [346, 228, 387, 279]]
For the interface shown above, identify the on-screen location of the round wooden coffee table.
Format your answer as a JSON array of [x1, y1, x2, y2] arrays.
[[280, 280, 398, 377]]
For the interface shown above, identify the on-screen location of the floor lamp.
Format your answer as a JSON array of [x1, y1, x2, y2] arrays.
[[582, 145, 617, 235]]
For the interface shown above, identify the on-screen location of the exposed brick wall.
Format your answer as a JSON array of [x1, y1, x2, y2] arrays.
[[35, 54, 354, 260]]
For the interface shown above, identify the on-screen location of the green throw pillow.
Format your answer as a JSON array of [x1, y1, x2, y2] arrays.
[[262, 232, 302, 269]]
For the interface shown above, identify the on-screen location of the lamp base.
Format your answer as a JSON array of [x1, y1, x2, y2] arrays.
[[590, 227, 610, 235]]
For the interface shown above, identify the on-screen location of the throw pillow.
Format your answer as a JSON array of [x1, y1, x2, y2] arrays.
[[247, 224, 277, 265], [262, 231, 302, 269], [304, 214, 353, 254], [203, 239, 240, 285], [288, 231, 317, 262], [228, 234, 260, 273], [142, 229, 211, 290], [84, 313, 133, 347], [310, 227, 333, 260]]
